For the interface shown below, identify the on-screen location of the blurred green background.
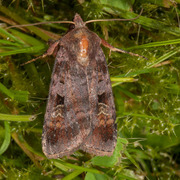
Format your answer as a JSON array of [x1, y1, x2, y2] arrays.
[[0, 0, 180, 179]]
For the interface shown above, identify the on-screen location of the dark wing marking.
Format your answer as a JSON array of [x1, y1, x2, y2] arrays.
[[42, 46, 91, 158], [81, 47, 117, 156]]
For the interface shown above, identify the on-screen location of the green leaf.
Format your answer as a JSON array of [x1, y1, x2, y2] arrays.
[[117, 173, 137, 180], [85, 172, 108, 180]]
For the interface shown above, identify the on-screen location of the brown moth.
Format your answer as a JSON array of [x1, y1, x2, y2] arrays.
[[42, 14, 117, 158], [13, 12, 144, 158], [41, 14, 145, 159]]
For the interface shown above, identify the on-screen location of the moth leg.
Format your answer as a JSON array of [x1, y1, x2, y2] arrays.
[[47, 39, 60, 57], [101, 38, 147, 59], [21, 40, 61, 65]]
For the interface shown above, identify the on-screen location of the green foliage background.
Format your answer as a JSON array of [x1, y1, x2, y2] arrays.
[[0, 0, 180, 179]]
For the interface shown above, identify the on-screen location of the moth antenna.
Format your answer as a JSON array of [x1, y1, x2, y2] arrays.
[[85, 9, 143, 24], [6, 21, 75, 29]]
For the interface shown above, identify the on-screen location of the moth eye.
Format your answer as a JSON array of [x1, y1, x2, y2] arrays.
[[69, 24, 75, 30]]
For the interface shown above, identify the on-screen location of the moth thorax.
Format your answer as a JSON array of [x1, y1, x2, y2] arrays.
[[77, 35, 89, 66]]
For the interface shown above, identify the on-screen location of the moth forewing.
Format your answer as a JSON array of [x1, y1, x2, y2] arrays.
[[81, 43, 117, 156]]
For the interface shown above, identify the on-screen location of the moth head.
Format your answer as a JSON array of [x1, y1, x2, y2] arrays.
[[73, 13, 85, 28]]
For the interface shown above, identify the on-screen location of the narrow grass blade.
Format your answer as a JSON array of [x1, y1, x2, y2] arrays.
[[0, 82, 29, 102], [62, 170, 84, 180], [0, 113, 37, 122], [0, 122, 11, 155], [146, 48, 179, 68], [53, 159, 101, 174]]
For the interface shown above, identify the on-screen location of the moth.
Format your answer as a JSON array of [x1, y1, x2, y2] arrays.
[[13, 12, 144, 158], [42, 14, 117, 158]]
